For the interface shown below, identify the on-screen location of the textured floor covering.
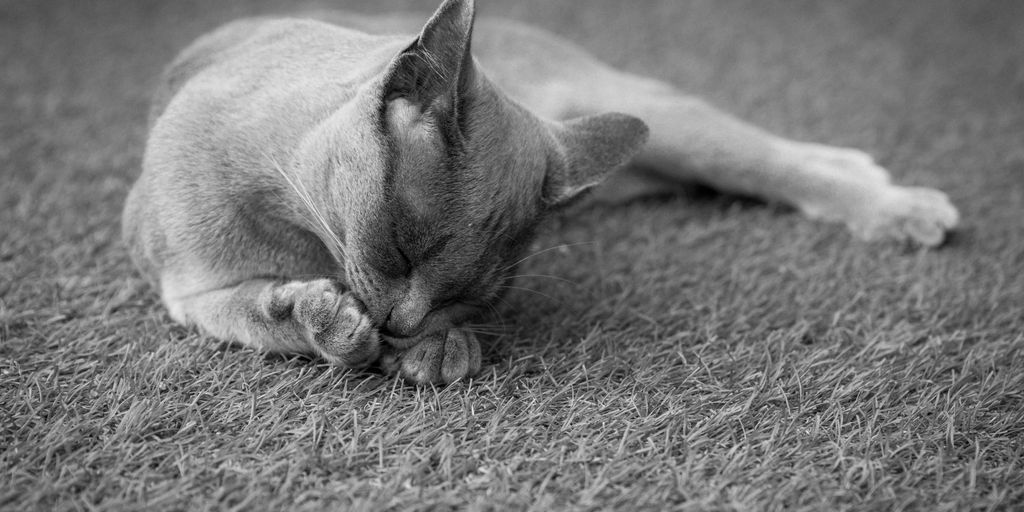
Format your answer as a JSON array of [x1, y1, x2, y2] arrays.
[[2, 1, 1022, 510]]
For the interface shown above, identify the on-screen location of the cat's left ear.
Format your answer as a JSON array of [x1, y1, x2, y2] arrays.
[[382, 0, 476, 111], [543, 113, 650, 206]]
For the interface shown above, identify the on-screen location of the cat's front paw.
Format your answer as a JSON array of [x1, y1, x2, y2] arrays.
[[849, 186, 960, 247], [380, 329, 482, 385], [266, 279, 380, 368]]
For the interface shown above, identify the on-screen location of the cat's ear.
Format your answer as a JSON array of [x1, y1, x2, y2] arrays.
[[382, 0, 476, 110], [543, 113, 650, 206]]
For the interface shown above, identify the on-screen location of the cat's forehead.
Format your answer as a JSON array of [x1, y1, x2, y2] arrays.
[[388, 113, 531, 212], [391, 160, 505, 234], [381, 87, 555, 248]]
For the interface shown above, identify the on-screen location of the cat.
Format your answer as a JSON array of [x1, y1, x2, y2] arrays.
[[122, 0, 959, 385]]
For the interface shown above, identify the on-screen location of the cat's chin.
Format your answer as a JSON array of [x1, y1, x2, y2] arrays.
[[379, 315, 450, 349], [378, 303, 482, 349], [382, 334, 424, 350]]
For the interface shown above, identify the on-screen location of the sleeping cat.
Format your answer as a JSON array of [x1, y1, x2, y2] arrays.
[[123, 0, 958, 384]]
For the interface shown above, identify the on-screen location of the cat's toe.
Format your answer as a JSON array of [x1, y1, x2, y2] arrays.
[[443, 330, 482, 383], [399, 334, 445, 384], [292, 279, 343, 331]]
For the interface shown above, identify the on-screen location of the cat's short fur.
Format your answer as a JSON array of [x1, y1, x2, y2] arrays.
[[123, 0, 959, 384]]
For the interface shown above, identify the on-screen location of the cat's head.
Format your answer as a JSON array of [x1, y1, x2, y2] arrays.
[[332, 0, 648, 340]]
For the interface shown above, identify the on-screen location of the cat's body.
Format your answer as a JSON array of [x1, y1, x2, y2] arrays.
[[123, 0, 959, 384]]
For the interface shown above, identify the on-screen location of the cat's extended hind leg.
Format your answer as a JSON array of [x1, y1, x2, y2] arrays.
[[601, 76, 958, 245], [511, 56, 958, 245], [161, 275, 380, 368]]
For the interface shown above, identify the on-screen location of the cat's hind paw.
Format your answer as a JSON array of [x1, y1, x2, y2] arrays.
[[849, 186, 960, 247], [785, 142, 959, 247], [267, 279, 380, 368], [380, 329, 482, 385]]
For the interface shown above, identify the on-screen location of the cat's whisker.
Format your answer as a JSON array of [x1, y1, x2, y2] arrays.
[[504, 273, 575, 285], [462, 329, 506, 340], [501, 241, 596, 272], [280, 273, 347, 282], [494, 295, 514, 312], [497, 285, 558, 302], [460, 323, 507, 335], [481, 299, 510, 336], [263, 151, 347, 261], [462, 318, 511, 337]]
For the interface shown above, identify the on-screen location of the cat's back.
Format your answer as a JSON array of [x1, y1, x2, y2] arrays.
[[150, 17, 403, 125]]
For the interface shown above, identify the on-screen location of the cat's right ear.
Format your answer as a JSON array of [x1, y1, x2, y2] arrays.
[[382, 0, 476, 113], [543, 113, 650, 207]]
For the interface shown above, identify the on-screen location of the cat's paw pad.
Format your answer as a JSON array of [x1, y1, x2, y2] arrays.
[[381, 329, 482, 385], [850, 186, 960, 247], [271, 279, 380, 368]]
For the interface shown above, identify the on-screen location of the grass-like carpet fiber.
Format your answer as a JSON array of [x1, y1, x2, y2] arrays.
[[2, 0, 1023, 510]]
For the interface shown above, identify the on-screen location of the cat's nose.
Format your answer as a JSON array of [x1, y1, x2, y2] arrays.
[[384, 296, 430, 338]]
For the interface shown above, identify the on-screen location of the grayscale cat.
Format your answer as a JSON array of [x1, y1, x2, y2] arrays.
[[123, 0, 959, 384]]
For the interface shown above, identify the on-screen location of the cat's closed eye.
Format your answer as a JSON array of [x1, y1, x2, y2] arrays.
[[367, 239, 411, 278], [395, 245, 413, 274]]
